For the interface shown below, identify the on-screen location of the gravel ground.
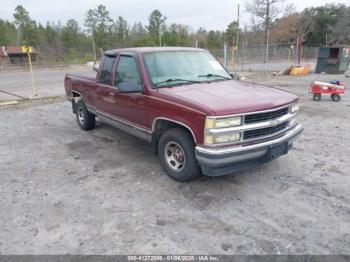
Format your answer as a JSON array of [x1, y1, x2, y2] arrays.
[[1, 73, 350, 255]]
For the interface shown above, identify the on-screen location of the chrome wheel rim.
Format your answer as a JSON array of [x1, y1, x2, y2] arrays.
[[164, 141, 186, 172], [78, 107, 85, 124]]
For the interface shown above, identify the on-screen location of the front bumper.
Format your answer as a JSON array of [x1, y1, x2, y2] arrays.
[[196, 124, 303, 176]]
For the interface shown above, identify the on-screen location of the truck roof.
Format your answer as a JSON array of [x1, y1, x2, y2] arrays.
[[104, 47, 207, 56]]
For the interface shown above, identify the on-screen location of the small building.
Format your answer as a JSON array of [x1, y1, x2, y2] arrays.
[[0, 46, 39, 66], [315, 46, 350, 74]]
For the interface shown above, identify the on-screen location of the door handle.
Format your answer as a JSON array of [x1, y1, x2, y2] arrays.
[[109, 92, 115, 97]]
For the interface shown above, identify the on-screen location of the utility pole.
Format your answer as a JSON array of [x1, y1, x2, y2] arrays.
[[265, 2, 270, 76], [236, 4, 240, 50], [237, 3, 240, 71], [231, 3, 240, 71], [91, 29, 97, 63]]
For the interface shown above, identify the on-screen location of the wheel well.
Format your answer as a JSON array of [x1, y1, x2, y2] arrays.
[[71, 92, 83, 114], [152, 119, 196, 155], [72, 91, 82, 98]]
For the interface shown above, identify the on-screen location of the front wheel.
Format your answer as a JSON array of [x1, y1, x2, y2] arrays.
[[158, 128, 201, 182]]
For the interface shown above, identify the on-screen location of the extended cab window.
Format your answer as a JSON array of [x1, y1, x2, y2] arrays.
[[115, 56, 141, 86], [99, 55, 115, 85]]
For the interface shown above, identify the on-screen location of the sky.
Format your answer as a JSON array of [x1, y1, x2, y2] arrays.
[[0, 0, 349, 31]]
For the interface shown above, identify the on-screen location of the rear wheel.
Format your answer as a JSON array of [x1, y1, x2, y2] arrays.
[[313, 93, 321, 101], [76, 99, 95, 130], [331, 94, 341, 102], [158, 128, 201, 182]]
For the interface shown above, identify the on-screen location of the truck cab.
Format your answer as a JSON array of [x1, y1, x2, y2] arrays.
[[64, 47, 303, 182]]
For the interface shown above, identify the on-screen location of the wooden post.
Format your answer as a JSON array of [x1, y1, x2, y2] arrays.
[[27, 51, 37, 97]]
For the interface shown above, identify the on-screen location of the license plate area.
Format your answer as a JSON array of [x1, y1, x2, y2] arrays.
[[268, 142, 288, 160]]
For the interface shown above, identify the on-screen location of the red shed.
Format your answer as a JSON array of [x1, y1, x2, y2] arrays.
[[4, 46, 39, 65]]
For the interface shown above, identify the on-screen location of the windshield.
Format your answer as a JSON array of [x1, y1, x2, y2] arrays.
[[143, 51, 231, 88]]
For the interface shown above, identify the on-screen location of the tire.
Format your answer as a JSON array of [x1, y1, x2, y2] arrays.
[[76, 99, 95, 130], [158, 128, 201, 182], [331, 94, 341, 102], [313, 93, 321, 101]]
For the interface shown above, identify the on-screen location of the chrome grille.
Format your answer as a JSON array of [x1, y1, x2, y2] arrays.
[[243, 122, 288, 140], [244, 107, 289, 124]]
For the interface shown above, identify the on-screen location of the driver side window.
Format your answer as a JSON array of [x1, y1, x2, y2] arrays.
[[99, 55, 115, 85], [114, 56, 141, 87]]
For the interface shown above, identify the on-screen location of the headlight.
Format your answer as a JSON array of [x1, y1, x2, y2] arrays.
[[290, 103, 300, 113], [204, 132, 241, 145], [205, 116, 242, 129]]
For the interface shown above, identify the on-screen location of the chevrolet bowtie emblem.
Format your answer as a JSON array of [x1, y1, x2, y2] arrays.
[[271, 119, 281, 126]]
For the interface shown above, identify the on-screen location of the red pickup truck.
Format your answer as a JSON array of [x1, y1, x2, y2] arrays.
[[64, 47, 303, 182]]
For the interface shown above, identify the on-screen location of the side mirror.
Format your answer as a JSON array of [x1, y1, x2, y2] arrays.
[[230, 73, 240, 80], [118, 82, 143, 93]]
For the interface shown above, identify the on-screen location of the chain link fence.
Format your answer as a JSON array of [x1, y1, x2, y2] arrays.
[[1, 43, 320, 72], [210, 45, 319, 73]]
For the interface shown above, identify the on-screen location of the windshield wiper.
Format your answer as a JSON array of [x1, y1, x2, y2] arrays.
[[198, 73, 232, 80], [153, 78, 200, 87]]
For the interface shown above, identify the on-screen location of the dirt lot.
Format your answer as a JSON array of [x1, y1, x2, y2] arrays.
[[1, 73, 350, 255]]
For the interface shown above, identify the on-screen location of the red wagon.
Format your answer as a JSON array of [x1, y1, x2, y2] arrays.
[[310, 81, 345, 102]]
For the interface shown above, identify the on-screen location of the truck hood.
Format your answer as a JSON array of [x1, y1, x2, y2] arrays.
[[158, 80, 298, 116]]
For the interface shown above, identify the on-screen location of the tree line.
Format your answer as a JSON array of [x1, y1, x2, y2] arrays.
[[0, 3, 349, 63]]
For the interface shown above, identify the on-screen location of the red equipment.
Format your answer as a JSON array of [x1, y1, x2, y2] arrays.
[[310, 81, 345, 102]]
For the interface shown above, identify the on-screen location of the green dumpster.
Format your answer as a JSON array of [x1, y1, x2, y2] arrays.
[[315, 46, 350, 74]]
